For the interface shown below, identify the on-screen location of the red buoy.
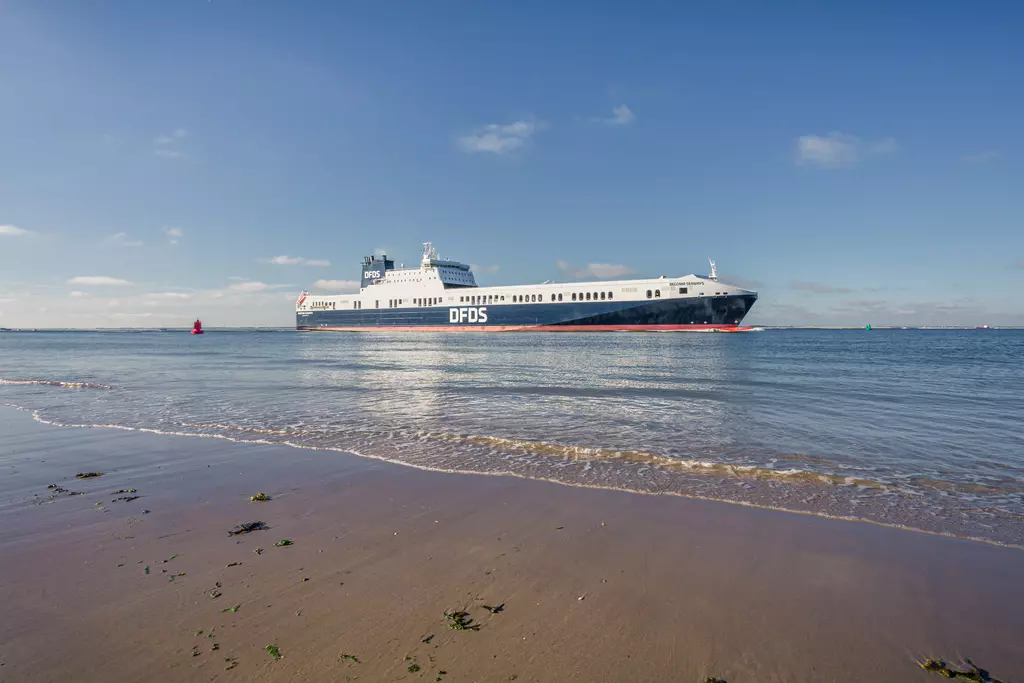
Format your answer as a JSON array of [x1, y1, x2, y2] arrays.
[[191, 319, 204, 335]]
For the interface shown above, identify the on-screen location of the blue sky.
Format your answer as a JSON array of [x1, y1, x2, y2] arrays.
[[1, 0, 1022, 327]]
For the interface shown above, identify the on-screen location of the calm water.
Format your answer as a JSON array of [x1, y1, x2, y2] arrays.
[[2, 329, 1023, 546]]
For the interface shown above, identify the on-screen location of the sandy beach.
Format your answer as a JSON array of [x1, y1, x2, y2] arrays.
[[1, 406, 1022, 682]]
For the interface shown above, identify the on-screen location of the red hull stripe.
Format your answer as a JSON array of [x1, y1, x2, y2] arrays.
[[302, 324, 752, 333]]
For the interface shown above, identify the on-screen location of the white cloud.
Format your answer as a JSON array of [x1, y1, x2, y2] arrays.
[[148, 291, 192, 300], [164, 227, 183, 244], [229, 281, 271, 292], [314, 279, 360, 291], [557, 260, 634, 279], [595, 104, 635, 125], [0, 224, 32, 237], [67, 276, 134, 286], [154, 129, 188, 160], [263, 255, 331, 267], [470, 264, 500, 274], [795, 132, 897, 167], [69, 291, 89, 298], [105, 232, 143, 247], [457, 120, 538, 155]]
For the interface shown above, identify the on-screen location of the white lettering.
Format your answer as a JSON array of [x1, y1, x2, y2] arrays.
[[447, 307, 489, 324], [363, 270, 381, 279]]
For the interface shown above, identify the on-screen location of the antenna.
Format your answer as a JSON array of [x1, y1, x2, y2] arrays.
[[708, 258, 718, 281]]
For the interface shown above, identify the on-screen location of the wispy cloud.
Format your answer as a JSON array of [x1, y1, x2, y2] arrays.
[[164, 227, 183, 245], [470, 264, 500, 274], [148, 291, 193, 300], [0, 224, 32, 237], [964, 150, 999, 165], [154, 129, 188, 160], [594, 104, 635, 126], [457, 120, 538, 155], [791, 280, 851, 294], [67, 276, 134, 286], [262, 255, 332, 267], [105, 232, 143, 247], [228, 281, 272, 292], [795, 132, 897, 167], [313, 279, 360, 291], [557, 260, 634, 279], [69, 291, 89, 298]]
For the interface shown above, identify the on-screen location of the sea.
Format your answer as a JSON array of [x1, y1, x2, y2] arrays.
[[2, 329, 1023, 547]]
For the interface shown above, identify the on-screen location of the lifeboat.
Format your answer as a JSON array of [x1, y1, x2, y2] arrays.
[[191, 319, 204, 335]]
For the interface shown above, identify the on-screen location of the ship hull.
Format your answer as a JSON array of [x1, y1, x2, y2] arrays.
[[297, 294, 756, 332]]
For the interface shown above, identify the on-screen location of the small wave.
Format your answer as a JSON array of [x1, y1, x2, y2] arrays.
[[0, 378, 112, 390], [5, 404, 1023, 552]]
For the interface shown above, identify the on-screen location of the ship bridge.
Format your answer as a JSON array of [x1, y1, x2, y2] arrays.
[[420, 242, 477, 289], [359, 243, 477, 290]]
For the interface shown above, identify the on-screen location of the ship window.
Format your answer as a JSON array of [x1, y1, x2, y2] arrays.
[[375, 300, 379, 308], [655, 290, 661, 298], [585, 292, 591, 300], [460, 296, 464, 302], [600, 292, 606, 300], [558, 293, 563, 301], [607, 292, 613, 300], [680, 287, 687, 295], [646, 290, 652, 299], [572, 293, 577, 301], [501, 296, 505, 301]]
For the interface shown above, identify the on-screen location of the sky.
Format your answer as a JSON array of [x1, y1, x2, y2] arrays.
[[1, 0, 1022, 328]]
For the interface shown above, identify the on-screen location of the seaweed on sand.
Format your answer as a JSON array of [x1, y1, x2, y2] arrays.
[[339, 654, 360, 663], [228, 521, 267, 536], [443, 610, 479, 631], [250, 492, 270, 502], [265, 645, 282, 661], [919, 658, 1005, 682], [76, 472, 103, 479], [482, 603, 504, 614]]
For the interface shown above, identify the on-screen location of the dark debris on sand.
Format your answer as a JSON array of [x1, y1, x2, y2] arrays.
[[919, 658, 1005, 682], [228, 521, 268, 536]]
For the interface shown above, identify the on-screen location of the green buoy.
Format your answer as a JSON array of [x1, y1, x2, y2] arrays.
[[865, 324, 872, 330]]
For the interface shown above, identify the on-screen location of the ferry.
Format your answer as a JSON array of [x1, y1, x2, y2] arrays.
[[296, 243, 758, 332]]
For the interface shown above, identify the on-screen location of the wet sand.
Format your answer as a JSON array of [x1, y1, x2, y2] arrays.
[[1, 407, 1022, 682]]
